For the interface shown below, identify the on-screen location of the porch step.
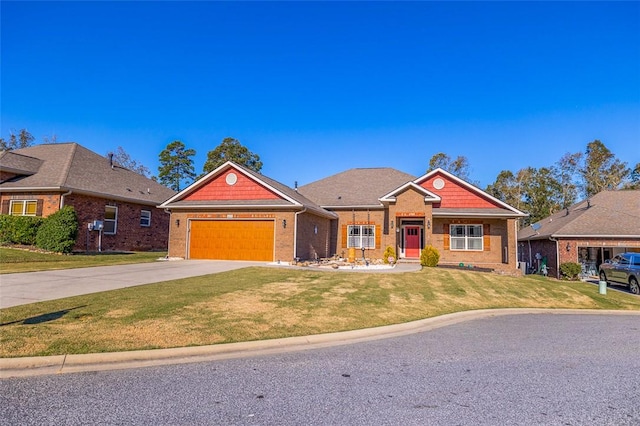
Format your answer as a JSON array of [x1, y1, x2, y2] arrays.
[[398, 258, 421, 264]]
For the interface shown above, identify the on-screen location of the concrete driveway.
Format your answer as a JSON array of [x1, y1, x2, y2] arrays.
[[0, 260, 262, 309]]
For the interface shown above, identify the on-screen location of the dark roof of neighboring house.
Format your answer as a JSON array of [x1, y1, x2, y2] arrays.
[[0, 151, 43, 175], [0, 143, 176, 206], [297, 167, 417, 208], [518, 190, 640, 240], [161, 161, 338, 219]]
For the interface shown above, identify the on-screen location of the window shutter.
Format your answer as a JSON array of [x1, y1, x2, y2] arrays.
[[483, 224, 490, 251], [375, 225, 381, 248], [443, 224, 450, 250], [1, 200, 9, 215], [341, 225, 347, 248], [36, 200, 44, 216]]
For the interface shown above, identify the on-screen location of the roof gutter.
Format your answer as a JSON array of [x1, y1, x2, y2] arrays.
[[293, 207, 307, 261], [321, 204, 384, 210], [60, 189, 73, 209], [552, 234, 640, 238], [2, 186, 163, 207]]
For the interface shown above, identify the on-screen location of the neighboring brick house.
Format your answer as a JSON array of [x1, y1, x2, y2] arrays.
[[0, 143, 176, 252], [161, 162, 526, 273], [518, 190, 640, 279]]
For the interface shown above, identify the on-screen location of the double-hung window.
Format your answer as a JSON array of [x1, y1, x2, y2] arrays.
[[10, 200, 38, 216], [450, 224, 483, 251], [104, 206, 118, 235], [348, 225, 375, 249], [140, 210, 151, 227]]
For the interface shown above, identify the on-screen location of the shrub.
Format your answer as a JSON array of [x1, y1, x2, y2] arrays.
[[0, 214, 45, 245], [383, 246, 397, 264], [35, 206, 79, 253], [420, 245, 440, 267], [559, 262, 582, 280]]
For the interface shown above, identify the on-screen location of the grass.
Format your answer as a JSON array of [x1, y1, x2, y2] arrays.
[[1, 266, 639, 357], [0, 247, 165, 273]]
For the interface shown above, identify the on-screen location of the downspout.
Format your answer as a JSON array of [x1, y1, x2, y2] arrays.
[[60, 189, 73, 208], [293, 207, 307, 261], [549, 237, 560, 279], [527, 239, 532, 271], [514, 220, 519, 269]]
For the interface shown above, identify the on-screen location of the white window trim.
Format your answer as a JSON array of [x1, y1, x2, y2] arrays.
[[104, 206, 118, 235], [450, 224, 483, 251], [347, 224, 375, 249], [9, 200, 37, 216], [140, 210, 151, 227]]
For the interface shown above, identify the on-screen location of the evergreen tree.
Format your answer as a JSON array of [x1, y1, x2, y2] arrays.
[[158, 140, 196, 191], [203, 137, 263, 174]]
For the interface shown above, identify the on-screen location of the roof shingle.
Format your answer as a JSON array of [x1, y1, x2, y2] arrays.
[[518, 190, 640, 240], [0, 143, 176, 205]]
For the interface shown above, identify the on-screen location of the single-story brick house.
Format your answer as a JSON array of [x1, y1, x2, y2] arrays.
[[518, 190, 640, 279], [0, 143, 176, 252], [161, 162, 527, 272]]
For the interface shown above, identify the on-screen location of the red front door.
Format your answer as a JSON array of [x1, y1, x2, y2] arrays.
[[405, 226, 420, 258]]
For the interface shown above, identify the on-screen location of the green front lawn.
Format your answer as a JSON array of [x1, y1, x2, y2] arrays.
[[0, 247, 165, 273], [1, 266, 638, 357]]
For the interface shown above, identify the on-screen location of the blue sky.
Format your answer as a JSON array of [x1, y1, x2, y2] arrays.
[[2, 1, 639, 189]]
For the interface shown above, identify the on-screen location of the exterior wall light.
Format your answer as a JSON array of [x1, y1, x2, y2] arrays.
[[566, 242, 571, 252], [175, 219, 180, 227], [427, 219, 431, 229], [283, 219, 287, 228], [314, 225, 318, 234]]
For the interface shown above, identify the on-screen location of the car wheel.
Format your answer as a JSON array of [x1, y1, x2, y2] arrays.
[[629, 277, 639, 295]]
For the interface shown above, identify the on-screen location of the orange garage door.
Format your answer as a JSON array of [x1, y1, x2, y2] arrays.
[[189, 220, 274, 261]]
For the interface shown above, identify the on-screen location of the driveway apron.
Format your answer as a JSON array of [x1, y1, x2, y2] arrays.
[[0, 260, 262, 309]]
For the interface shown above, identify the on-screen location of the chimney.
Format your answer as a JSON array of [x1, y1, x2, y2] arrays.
[[108, 153, 114, 168]]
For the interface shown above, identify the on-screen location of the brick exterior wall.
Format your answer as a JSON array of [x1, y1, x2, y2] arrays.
[[65, 193, 170, 252], [327, 187, 519, 272], [167, 209, 308, 262], [295, 211, 332, 260], [0, 192, 61, 217], [433, 218, 515, 272], [0, 191, 169, 252], [520, 237, 640, 279], [334, 209, 387, 259]]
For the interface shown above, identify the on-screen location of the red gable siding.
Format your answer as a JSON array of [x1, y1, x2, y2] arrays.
[[184, 170, 281, 201], [420, 173, 498, 208]]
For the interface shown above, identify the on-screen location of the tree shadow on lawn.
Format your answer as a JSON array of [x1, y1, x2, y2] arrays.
[[0, 305, 87, 326]]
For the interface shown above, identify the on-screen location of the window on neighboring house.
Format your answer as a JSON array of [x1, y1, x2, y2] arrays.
[[450, 224, 483, 251], [348, 225, 375, 248], [140, 210, 151, 227], [104, 206, 118, 234], [10, 200, 38, 216]]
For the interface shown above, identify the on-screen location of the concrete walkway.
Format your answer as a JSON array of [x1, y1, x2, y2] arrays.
[[0, 260, 263, 309]]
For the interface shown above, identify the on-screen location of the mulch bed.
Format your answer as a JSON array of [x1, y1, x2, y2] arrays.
[[437, 264, 494, 273]]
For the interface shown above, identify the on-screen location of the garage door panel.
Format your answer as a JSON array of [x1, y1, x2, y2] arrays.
[[189, 220, 274, 261]]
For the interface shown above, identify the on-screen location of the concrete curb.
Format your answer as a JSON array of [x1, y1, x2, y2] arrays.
[[2, 308, 639, 378]]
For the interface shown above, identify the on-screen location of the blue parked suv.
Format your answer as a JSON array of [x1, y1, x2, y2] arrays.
[[599, 252, 640, 295]]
